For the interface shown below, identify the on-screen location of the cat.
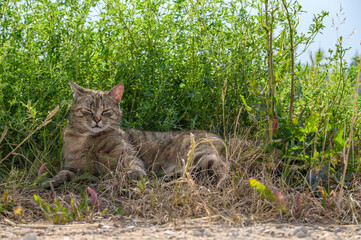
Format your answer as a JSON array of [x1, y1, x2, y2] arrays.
[[42, 81, 229, 188]]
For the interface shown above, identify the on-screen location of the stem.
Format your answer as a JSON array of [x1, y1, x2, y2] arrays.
[[339, 52, 361, 199], [0, 106, 59, 165], [281, 0, 295, 123], [265, 0, 275, 142]]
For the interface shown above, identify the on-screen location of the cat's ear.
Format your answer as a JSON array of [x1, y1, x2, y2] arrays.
[[108, 83, 124, 103], [69, 80, 87, 99]]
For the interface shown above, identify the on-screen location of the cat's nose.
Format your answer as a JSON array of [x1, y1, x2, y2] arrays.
[[93, 116, 101, 123]]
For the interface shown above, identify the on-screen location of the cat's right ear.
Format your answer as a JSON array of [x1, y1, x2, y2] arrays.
[[69, 80, 86, 99]]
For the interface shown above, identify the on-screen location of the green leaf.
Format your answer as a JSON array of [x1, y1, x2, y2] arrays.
[[249, 178, 275, 201], [33, 194, 40, 203], [333, 128, 345, 147], [101, 208, 108, 215], [305, 113, 319, 134], [240, 94, 252, 112]]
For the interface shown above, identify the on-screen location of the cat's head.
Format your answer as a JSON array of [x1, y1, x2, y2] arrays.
[[68, 81, 124, 135]]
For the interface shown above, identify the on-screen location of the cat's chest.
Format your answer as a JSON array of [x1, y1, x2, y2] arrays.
[[81, 135, 119, 155], [64, 128, 119, 147]]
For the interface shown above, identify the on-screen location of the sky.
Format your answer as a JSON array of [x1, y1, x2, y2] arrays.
[[296, 0, 361, 64]]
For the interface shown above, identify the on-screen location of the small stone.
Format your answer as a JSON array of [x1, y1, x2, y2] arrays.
[[293, 226, 308, 235], [205, 229, 214, 237], [193, 229, 204, 237], [1, 232, 16, 238], [102, 225, 113, 230], [23, 233, 37, 240], [244, 229, 252, 234], [334, 228, 342, 233], [164, 230, 174, 235], [296, 231, 306, 238], [228, 228, 238, 236], [125, 226, 136, 231], [244, 229, 252, 236]]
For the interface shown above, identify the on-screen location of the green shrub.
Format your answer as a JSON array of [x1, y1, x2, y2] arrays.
[[0, 0, 359, 189]]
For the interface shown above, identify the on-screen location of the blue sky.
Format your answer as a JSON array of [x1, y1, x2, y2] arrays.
[[297, 0, 361, 64]]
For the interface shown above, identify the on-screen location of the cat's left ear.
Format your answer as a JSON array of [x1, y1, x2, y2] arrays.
[[108, 83, 124, 103]]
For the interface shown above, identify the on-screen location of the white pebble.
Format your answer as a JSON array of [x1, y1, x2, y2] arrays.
[[102, 225, 113, 229], [23, 233, 37, 240], [293, 226, 308, 235], [125, 226, 136, 231], [164, 230, 174, 235], [296, 231, 306, 238]]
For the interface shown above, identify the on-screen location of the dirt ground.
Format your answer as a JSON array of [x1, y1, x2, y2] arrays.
[[1, 218, 361, 240]]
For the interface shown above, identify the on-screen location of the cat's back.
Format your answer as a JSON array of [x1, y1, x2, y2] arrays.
[[125, 128, 223, 146], [125, 128, 225, 170]]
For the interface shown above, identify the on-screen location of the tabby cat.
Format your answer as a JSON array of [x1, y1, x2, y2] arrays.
[[42, 81, 229, 188]]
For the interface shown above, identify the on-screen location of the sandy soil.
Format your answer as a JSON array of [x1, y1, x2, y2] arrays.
[[1, 218, 361, 240]]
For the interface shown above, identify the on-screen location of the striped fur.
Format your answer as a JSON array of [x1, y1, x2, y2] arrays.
[[43, 82, 229, 188], [126, 129, 228, 180]]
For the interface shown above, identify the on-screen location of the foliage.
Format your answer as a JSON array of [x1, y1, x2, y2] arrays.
[[0, 0, 361, 223], [249, 178, 275, 201], [0, 190, 13, 216], [0, 0, 268, 177], [34, 188, 105, 224]]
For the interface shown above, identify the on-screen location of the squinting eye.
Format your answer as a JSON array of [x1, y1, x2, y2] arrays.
[[102, 110, 112, 116], [81, 109, 92, 116]]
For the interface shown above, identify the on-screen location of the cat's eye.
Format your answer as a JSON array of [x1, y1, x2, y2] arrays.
[[81, 108, 93, 116], [102, 109, 112, 117]]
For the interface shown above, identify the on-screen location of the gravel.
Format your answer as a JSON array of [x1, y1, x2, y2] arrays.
[[1, 220, 360, 240]]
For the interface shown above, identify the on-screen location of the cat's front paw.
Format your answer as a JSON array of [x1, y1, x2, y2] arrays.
[[127, 169, 146, 181]]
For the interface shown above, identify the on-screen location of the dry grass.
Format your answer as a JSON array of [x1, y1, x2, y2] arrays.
[[2, 134, 361, 226]]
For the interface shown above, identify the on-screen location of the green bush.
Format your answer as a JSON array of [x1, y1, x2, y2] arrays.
[[0, 0, 360, 188]]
